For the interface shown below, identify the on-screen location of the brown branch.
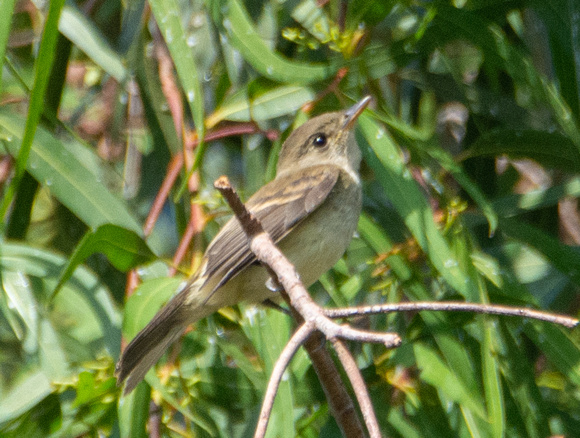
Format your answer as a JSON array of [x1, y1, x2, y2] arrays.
[[302, 331, 363, 437], [144, 153, 184, 237], [323, 301, 579, 329], [301, 67, 348, 114], [170, 197, 205, 276]]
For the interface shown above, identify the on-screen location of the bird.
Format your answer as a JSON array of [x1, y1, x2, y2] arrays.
[[116, 96, 371, 394]]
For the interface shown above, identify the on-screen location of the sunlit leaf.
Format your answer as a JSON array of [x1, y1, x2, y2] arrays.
[[0, 111, 142, 233], [52, 224, 156, 299], [223, 0, 333, 84]]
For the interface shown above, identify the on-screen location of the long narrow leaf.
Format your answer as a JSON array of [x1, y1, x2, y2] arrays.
[[223, 0, 333, 84], [0, 0, 66, 221]]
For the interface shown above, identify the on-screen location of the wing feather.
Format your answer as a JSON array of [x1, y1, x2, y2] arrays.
[[200, 165, 339, 292]]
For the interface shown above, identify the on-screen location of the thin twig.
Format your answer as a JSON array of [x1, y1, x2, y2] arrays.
[[332, 339, 381, 438], [324, 301, 579, 329], [254, 323, 314, 438], [144, 153, 183, 236]]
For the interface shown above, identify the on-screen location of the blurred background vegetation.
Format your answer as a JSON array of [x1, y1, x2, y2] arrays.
[[1, 0, 580, 436]]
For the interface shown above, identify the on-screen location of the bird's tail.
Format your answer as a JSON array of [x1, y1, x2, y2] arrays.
[[115, 288, 213, 394]]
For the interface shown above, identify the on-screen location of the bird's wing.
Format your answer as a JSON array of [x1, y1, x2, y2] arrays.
[[199, 165, 340, 293]]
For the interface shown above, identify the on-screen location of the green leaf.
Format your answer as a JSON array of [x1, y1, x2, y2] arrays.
[[498, 323, 550, 438], [223, 0, 333, 84], [52, 224, 157, 299], [0, 242, 121, 424], [466, 129, 580, 173], [1, 242, 122, 354], [122, 277, 184, 339], [501, 218, 580, 287], [358, 115, 476, 300], [0, 110, 142, 233], [290, 0, 331, 43], [58, 5, 127, 82], [531, 0, 580, 118], [118, 380, 150, 438], [0, 0, 66, 222], [0, 371, 53, 423], [149, 0, 204, 140], [0, 0, 17, 91], [414, 343, 486, 419], [207, 85, 315, 128], [493, 176, 580, 218], [241, 308, 295, 438], [524, 321, 580, 387], [480, 295, 505, 437], [421, 140, 498, 234], [357, 214, 483, 416]]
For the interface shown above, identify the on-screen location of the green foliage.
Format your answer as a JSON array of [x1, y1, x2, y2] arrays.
[[1, 0, 580, 436]]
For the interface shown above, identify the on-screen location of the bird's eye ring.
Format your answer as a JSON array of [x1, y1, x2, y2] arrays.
[[312, 133, 327, 147]]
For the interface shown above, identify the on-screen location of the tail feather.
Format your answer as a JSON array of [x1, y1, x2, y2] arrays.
[[115, 289, 212, 394]]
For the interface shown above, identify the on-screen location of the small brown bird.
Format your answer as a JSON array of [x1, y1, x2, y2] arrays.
[[116, 96, 371, 394]]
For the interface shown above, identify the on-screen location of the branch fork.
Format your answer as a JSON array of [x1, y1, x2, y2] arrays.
[[214, 176, 578, 438]]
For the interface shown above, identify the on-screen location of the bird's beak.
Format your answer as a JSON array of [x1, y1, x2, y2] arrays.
[[342, 95, 372, 130]]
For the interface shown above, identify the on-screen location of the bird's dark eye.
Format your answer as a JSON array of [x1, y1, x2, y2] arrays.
[[312, 133, 327, 147]]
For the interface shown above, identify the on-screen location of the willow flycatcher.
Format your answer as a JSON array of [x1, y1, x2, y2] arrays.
[[116, 96, 371, 394]]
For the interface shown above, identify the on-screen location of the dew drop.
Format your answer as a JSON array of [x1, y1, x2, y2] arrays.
[[375, 128, 384, 139], [187, 90, 195, 102], [267, 65, 274, 75], [14, 272, 30, 288], [444, 258, 458, 268], [145, 42, 154, 58], [192, 14, 204, 27], [187, 35, 197, 47], [266, 277, 280, 292]]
